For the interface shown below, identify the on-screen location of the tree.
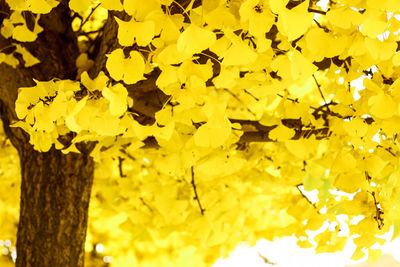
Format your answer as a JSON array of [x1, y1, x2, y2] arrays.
[[1, 0, 400, 266]]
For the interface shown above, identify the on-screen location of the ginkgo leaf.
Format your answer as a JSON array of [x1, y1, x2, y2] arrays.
[[101, 0, 123, 11], [365, 38, 397, 61], [106, 48, 145, 84], [6, 0, 59, 13], [15, 84, 48, 119], [30, 131, 53, 152], [278, 1, 313, 41], [289, 50, 317, 82], [123, 0, 159, 21], [269, 0, 289, 14], [102, 83, 129, 117], [14, 45, 40, 67], [194, 118, 231, 148], [177, 24, 216, 55], [269, 124, 295, 141], [360, 17, 388, 38], [239, 0, 274, 37], [69, 0, 92, 13], [115, 17, 155, 47], [12, 25, 38, 42], [0, 53, 19, 68], [222, 42, 258, 66], [195, 152, 246, 179], [1, 18, 13, 38], [156, 44, 189, 65], [11, 13, 43, 42], [65, 97, 88, 132], [368, 91, 398, 119], [80, 71, 109, 91], [156, 64, 179, 92], [326, 7, 363, 29], [33, 102, 54, 132]]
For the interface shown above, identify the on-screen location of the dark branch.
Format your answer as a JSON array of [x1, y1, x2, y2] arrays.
[[296, 184, 319, 211], [118, 156, 126, 177], [368, 191, 384, 230], [191, 167, 205, 215]]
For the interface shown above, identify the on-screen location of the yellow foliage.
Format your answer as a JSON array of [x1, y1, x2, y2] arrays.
[[7, 0, 400, 266]]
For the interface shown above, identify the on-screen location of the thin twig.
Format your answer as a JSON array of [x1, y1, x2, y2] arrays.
[[368, 191, 384, 230], [191, 167, 205, 215], [313, 19, 329, 32], [376, 145, 397, 157], [312, 74, 328, 104], [296, 184, 319, 211], [0, 44, 16, 53], [139, 197, 153, 212], [243, 89, 260, 101], [119, 148, 136, 161], [308, 8, 327, 15], [0, 10, 10, 16], [277, 93, 299, 103], [224, 89, 257, 117], [78, 3, 101, 33], [118, 156, 126, 177], [258, 252, 276, 265]]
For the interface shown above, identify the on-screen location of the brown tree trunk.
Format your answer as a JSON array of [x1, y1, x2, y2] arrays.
[[15, 146, 94, 267], [0, 1, 97, 265]]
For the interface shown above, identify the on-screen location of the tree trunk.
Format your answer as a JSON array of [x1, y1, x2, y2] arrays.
[[0, 1, 98, 265], [15, 146, 94, 267]]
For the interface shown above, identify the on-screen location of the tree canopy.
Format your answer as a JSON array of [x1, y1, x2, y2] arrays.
[[2, 0, 400, 266]]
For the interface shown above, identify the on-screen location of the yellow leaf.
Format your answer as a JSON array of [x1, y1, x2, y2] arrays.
[[123, 0, 159, 21], [240, 0, 274, 37], [343, 117, 368, 137], [177, 24, 216, 55], [351, 247, 366, 261], [361, 17, 388, 38], [14, 45, 40, 67], [115, 17, 155, 47], [365, 38, 397, 61], [194, 117, 231, 148], [297, 238, 314, 249], [268, 0, 289, 14], [31, 131, 53, 152], [268, 124, 295, 141], [196, 152, 246, 179], [157, 44, 189, 65], [368, 91, 398, 119], [80, 71, 109, 91], [106, 48, 145, 84], [6, 0, 58, 13], [222, 42, 258, 66], [278, 1, 313, 41], [69, 0, 92, 13], [334, 172, 366, 193], [102, 83, 129, 117], [65, 97, 88, 133], [101, 0, 123, 11], [0, 53, 19, 68], [289, 50, 317, 82], [156, 64, 179, 90], [326, 7, 363, 29], [12, 25, 38, 42]]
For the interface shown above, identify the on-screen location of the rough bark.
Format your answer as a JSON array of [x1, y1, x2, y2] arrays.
[[16, 146, 94, 267]]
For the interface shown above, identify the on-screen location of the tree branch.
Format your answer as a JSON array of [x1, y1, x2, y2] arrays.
[[191, 166, 205, 215]]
